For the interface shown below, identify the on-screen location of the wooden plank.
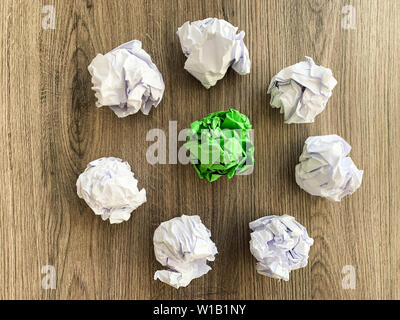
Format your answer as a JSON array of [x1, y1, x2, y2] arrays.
[[0, 0, 399, 299]]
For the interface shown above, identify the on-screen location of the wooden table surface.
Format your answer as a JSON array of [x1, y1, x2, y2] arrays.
[[1, 0, 399, 300]]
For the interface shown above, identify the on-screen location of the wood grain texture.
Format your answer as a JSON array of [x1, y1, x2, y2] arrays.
[[0, 0, 399, 300]]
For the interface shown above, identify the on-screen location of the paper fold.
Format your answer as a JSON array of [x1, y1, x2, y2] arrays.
[[76, 157, 146, 223], [153, 215, 217, 288], [88, 40, 165, 117], [249, 215, 313, 281], [295, 135, 363, 201], [177, 18, 251, 88], [267, 56, 337, 123]]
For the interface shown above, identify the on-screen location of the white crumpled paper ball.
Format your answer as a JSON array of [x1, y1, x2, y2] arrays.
[[177, 18, 251, 89], [249, 215, 313, 281], [153, 215, 218, 289], [295, 135, 363, 201], [88, 40, 164, 117], [267, 56, 337, 124], [76, 157, 146, 224]]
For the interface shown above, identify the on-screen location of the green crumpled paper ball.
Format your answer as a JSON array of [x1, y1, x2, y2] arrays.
[[184, 108, 255, 182]]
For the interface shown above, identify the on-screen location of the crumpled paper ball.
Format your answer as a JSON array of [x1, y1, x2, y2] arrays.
[[177, 18, 251, 89], [295, 135, 363, 201], [76, 157, 146, 224], [184, 108, 255, 182], [153, 215, 218, 289], [88, 40, 165, 117], [249, 215, 314, 281], [267, 56, 337, 124]]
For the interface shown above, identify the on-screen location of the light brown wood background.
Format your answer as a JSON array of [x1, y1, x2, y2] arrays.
[[0, 0, 399, 300]]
